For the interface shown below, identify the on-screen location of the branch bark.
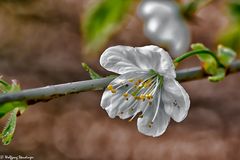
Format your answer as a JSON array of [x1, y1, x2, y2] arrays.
[[0, 61, 240, 105]]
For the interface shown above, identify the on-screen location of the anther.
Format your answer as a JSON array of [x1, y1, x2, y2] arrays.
[[107, 85, 113, 90], [128, 119, 133, 122], [129, 108, 134, 112], [111, 89, 116, 93], [146, 94, 152, 100], [134, 82, 139, 86], [128, 79, 134, 82], [140, 94, 145, 101], [134, 96, 141, 100], [123, 93, 128, 97], [148, 122, 154, 128]]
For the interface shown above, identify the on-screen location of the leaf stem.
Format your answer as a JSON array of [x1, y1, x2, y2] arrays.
[[174, 50, 225, 68]]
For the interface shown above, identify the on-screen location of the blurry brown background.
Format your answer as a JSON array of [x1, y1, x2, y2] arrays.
[[0, 0, 240, 159]]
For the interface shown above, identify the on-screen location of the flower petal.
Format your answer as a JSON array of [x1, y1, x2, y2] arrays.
[[100, 45, 176, 78], [100, 71, 148, 118], [137, 91, 170, 137], [137, 0, 190, 56], [162, 78, 190, 122]]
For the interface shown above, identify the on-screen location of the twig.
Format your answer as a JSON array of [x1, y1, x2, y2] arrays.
[[0, 61, 240, 105]]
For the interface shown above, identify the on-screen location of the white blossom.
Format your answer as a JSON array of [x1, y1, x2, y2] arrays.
[[100, 45, 190, 137], [137, 0, 190, 56]]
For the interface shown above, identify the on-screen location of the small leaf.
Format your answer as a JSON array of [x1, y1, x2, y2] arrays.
[[0, 78, 27, 145], [0, 109, 17, 145], [191, 43, 208, 50], [208, 68, 226, 82], [217, 45, 237, 67], [191, 43, 227, 82], [82, 0, 132, 54], [191, 43, 218, 75], [81, 63, 102, 79], [0, 79, 27, 118]]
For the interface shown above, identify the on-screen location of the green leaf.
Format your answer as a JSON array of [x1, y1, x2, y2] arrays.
[[81, 63, 102, 79], [208, 68, 226, 82], [0, 79, 27, 118], [82, 0, 132, 54], [0, 101, 26, 118], [217, 45, 237, 67], [191, 43, 218, 75], [191, 43, 227, 82], [0, 109, 17, 145], [0, 78, 27, 145]]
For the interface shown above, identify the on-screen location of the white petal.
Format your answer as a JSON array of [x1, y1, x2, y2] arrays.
[[138, 0, 190, 56], [162, 78, 190, 122], [100, 45, 176, 78], [137, 91, 170, 137], [100, 71, 148, 118]]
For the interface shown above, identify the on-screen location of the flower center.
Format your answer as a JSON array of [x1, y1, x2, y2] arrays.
[[107, 70, 163, 104], [106, 70, 164, 126]]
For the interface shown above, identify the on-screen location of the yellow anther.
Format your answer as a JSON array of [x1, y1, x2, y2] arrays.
[[140, 94, 145, 101], [123, 93, 128, 97], [134, 81, 139, 86], [135, 96, 141, 100], [144, 83, 149, 88], [128, 119, 133, 122], [146, 94, 152, 100], [144, 80, 152, 88], [128, 79, 134, 82], [111, 89, 117, 93], [138, 79, 143, 83], [107, 85, 113, 90]]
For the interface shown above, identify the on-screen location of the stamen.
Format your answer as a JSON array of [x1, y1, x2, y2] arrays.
[[131, 76, 157, 98], [151, 84, 163, 123], [140, 94, 145, 101], [128, 79, 134, 82], [146, 94, 153, 100], [111, 89, 116, 93], [148, 122, 154, 128], [118, 98, 138, 115], [128, 112, 139, 122], [107, 85, 113, 90], [123, 93, 128, 97]]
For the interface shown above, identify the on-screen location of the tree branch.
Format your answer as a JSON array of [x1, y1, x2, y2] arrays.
[[0, 61, 240, 105]]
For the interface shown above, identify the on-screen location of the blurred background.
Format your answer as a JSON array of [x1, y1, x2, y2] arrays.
[[0, 0, 240, 159]]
